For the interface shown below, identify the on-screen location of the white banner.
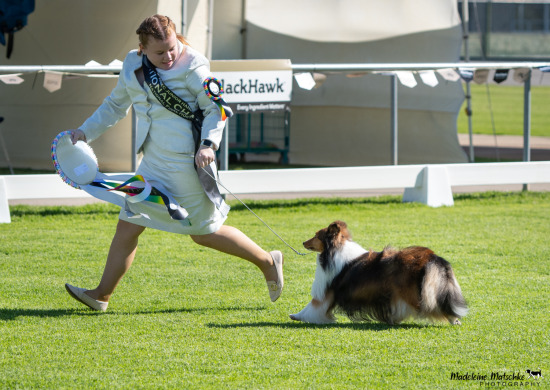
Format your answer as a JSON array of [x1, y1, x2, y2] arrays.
[[213, 70, 293, 106]]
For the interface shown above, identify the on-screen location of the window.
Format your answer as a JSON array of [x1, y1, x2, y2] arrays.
[[458, 1, 550, 33]]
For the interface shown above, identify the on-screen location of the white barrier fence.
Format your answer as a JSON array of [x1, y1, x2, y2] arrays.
[[1, 161, 549, 223]]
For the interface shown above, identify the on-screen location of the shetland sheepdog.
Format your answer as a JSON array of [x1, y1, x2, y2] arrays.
[[290, 221, 468, 325]]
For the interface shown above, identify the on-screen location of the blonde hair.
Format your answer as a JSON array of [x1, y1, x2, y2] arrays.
[[136, 14, 188, 55]]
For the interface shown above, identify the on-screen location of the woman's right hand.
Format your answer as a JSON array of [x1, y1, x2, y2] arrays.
[[70, 129, 87, 145]]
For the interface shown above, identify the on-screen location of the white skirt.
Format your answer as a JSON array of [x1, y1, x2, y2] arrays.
[[118, 140, 229, 235]]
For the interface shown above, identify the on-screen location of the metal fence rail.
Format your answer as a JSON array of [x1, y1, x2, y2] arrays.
[[1, 61, 549, 167], [2, 61, 549, 73]]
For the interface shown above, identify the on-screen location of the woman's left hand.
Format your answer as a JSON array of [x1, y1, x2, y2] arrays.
[[195, 146, 215, 169]]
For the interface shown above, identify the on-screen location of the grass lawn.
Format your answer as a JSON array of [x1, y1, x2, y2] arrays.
[[457, 84, 550, 137], [1, 191, 549, 388]]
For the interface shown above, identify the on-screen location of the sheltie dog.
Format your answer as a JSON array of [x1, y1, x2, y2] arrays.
[[290, 221, 468, 325]]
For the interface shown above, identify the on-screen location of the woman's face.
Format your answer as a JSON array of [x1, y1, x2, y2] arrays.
[[141, 31, 179, 70]]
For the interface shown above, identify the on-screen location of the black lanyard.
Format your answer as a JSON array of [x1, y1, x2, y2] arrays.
[[142, 55, 195, 121]]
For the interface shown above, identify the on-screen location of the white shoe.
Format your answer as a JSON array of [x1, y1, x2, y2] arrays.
[[266, 251, 284, 302], [65, 283, 108, 311]]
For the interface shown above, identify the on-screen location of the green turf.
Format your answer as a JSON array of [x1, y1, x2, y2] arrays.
[[1, 192, 549, 388], [457, 84, 550, 137]]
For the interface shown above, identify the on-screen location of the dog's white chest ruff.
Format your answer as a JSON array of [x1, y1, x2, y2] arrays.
[[310, 241, 367, 300]]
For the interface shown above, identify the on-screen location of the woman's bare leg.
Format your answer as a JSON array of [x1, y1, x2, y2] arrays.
[[86, 219, 145, 302], [85, 223, 278, 303], [190, 225, 279, 282]]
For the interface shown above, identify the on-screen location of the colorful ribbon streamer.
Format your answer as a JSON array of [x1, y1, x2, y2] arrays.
[[90, 174, 189, 221]]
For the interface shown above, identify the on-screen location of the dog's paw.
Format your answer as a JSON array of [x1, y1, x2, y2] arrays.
[[290, 300, 338, 324], [448, 317, 462, 325], [289, 313, 302, 321], [289, 311, 336, 324]]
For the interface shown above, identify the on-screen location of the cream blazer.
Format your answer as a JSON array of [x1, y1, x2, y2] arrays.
[[80, 46, 226, 155]]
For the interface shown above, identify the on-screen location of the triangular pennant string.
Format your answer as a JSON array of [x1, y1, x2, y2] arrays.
[[493, 69, 509, 84]]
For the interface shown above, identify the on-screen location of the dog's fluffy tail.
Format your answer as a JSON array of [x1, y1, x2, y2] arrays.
[[420, 258, 468, 323]]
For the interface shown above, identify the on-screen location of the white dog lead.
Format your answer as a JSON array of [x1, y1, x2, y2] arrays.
[[200, 167, 312, 256]]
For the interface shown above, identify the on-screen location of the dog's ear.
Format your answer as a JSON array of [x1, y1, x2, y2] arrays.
[[327, 221, 346, 237]]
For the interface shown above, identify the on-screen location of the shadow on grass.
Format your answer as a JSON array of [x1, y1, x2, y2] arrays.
[[0, 308, 97, 320], [206, 321, 429, 331], [0, 305, 267, 320], [9, 204, 120, 217], [1, 308, 444, 331]]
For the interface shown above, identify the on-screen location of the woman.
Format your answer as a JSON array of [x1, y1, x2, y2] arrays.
[[64, 15, 283, 312]]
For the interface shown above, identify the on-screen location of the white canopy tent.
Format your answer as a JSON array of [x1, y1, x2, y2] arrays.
[[226, 0, 469, 166], [1, 0, 537, 171]]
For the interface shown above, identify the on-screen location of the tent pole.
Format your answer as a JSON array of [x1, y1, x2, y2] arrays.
[[241, 0, 247, 59], [522, 69, 532, 191], [220, 121, 229, 171], [462, 0, 475, 162], [206, 0, 214, 60], [390, 74, 398, 165], [466, 82, 474, 162], [181, 0, 187, 36]]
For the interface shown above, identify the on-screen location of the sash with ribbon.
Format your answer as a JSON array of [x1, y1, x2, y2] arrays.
[[141, 55, 231, 214]]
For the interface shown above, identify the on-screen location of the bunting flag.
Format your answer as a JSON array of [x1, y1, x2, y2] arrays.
[[395, 71, 417, 88], [458, 68, 474, 82], [294, 72, 328, 90], [43, 71, 63, 92], [513, 68, 530, 83], [473, 69, 490, 84], [294, 72, 316, 90], [85, 60, 102, 67], [109, 59, 123, 67], [1, 59, 547, 96], [493, 69, 509, 84], [312, 73, 327, 88], [437, 68, 461, 82], [419, 70, 438, 87], [0, 73, 24, 84]]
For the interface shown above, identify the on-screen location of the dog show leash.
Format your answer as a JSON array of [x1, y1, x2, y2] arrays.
[[201, 167, 312, 256]]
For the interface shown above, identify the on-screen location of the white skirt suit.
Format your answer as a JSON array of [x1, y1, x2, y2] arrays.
[[80, 44, 230, 235]]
